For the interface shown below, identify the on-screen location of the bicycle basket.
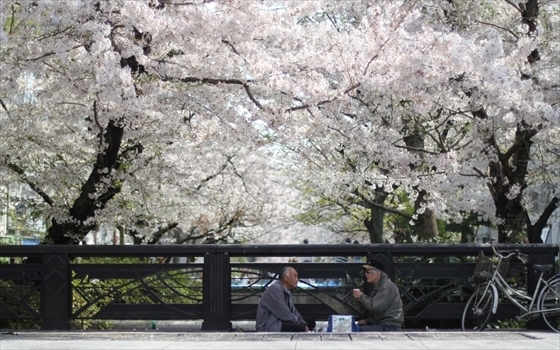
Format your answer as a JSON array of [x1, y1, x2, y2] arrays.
[[473, 250, 509, 280]]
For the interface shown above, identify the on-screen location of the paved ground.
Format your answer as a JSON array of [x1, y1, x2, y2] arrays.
[[1, 330, 558, 350]]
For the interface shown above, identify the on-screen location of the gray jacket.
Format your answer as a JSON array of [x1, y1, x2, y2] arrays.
[[358, 273, 404, 327], [256, 280, 306, 332]]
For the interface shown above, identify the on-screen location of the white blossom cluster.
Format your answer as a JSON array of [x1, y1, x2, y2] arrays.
[[0, 0, 558, 243]]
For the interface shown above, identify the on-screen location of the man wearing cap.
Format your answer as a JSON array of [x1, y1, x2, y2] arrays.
[[352, 259, 404, 331]]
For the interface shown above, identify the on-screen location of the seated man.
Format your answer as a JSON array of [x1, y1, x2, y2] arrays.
[[256, 266, 315, 332], [352, 259, 404, 331]]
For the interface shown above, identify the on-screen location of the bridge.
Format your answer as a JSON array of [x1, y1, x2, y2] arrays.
[[0, 243, 557, 331]]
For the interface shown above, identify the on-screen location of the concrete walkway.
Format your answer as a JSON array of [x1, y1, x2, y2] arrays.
[[1, 330, 558, 350]]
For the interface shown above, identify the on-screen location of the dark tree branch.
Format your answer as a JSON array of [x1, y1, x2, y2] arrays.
[[4, 158, 55, 207], [26, 45, 83, 61], [46, 120, 125, 244], [226, 155, 250, 192], [221, 39, 242, 56], [162, 75, 263, 110], [527, 196, 559, 243], [92, 100, 103, 136], [364, 0, 418, 75], [285, 83, 361, 112], [146, 222, 179, 244], [530, 196, 559, 234], [0, 98, 10, 115], [352, 188, 412, 219], [502, 127, 539, 161], [392, 144, 440, 155], [71, 120, 125, 219], [504, 0, 523, 13], [195, 157, 230, 191], [474, 19, 519, 39]]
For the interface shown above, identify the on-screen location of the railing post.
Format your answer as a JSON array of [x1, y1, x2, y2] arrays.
[[41, 253, 71, 330], [201, 252, 232, 331], [527, 250, 556, 330]]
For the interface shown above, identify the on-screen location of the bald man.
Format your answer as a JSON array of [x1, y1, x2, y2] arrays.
[[256, 266, 315, 332]]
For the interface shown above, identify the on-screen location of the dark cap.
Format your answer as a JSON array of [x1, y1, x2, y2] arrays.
[[362, 259, 385, 272]]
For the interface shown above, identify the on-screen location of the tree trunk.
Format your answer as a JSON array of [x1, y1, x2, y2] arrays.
[[364, 192, 388, 243], [486, 126, 538, 243], [44, 120, 125, 244], [493, 183, 527, 243], [413, 189, 438, 241], [403, 128, 438, 241], [459, 224, 475, 243], [526, 197, 559, 243]]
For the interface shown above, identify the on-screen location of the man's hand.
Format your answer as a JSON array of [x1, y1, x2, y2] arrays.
[[305, 325, 310, 332], [352, 289, 363, 298], [356, 319, 366, 325]]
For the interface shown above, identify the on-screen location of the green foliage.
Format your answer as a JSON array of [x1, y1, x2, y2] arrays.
[[0, 279, 41, 329], [395, 251, 475, 329], [73, 257, 203, 309], [77, 256, 148, 264], [292, 193, 368, 237], [71, 272, 113, 330], [494, 318, 527, 330], [1, 257, 203, 330], [385, 211, 414, 243], [2, 3, 20, 34], [418, 223, 461, 244]]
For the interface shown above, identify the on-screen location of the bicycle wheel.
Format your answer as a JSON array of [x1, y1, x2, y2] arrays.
[[462, 284, 496, 331], [538, 277, 560, 333]]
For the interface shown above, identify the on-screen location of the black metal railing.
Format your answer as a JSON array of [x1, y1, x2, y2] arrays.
[[0, 244, 558, 330]]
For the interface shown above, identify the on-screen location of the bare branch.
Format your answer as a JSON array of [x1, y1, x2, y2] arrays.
[[531, 196, 559, 232], [392, 144, 440, 155], [502, 126, 539, 161], [325, 12, 341, 32], [26, 45, 83, 61], [161, 0, 213, 6], [471, 167, 487, 178], [92, 100, 104, 141], [221, 39, 242, 56], [4, 158, 55, 207], [285, 83, 361, 112], [164, 75, 263, 110], [9, 4, 16, 34], [37, 26, 73, 42], [58, 101, 88, 107], [352, 189, 413, 219], [195, 157, 230, 191], [503, 0, 523, 13], [0, 98, 10, 115], [474, 19, 519, 39], [364, 0, 418, 75], [327, 125, 351, 141], [226, 155, 250, 192], [146, 222, 179, 244]]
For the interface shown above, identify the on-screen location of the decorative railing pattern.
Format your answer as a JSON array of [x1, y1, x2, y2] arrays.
[[0, 244, 557, 330]]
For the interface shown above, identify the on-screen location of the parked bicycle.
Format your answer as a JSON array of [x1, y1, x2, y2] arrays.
[[461, 240, 560, 333]]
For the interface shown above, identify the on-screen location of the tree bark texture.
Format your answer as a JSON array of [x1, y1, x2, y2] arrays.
[[45, 120, 125, 244], [364, 192, 388, 243]]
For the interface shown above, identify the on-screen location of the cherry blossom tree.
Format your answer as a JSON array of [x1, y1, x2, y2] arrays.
[[0, 0, 297, 244], [1, 0, 558, 245], [440, 0, 560, 243], [273, 0, 559, 243]]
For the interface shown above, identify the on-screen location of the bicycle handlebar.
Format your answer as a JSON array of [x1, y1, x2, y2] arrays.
[[489, 239, 527, 262]]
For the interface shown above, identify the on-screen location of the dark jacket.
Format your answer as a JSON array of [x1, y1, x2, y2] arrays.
[[256, 280, 306, 332], [358, 272, 404, 327]]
